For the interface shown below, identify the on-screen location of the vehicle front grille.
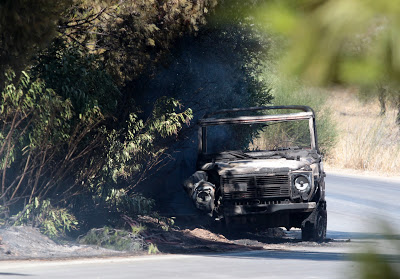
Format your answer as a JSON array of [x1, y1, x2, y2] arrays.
[[222, 174, 290, 200]]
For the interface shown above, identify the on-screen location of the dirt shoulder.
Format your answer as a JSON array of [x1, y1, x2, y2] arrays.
[[0, 217, 254, 260], [0, 226, 128, 260], [0, 223, 262, 261], [325, 166, 400, 182], [0, 214, 350, 261]]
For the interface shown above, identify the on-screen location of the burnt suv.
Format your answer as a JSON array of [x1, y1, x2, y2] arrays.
[[183, 106, 327, 241]]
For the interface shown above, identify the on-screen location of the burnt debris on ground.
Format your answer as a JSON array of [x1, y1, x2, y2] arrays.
[[0, 215, 345, 260]]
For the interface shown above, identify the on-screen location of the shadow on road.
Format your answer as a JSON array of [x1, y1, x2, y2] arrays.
[[327, 230, 400, 240], [206, 249, 400, 263], [208, 250, 351, 261], [0, 273, 32, 277]]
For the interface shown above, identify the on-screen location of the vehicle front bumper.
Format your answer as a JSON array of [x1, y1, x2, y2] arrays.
[[223, 201, 316, 216]]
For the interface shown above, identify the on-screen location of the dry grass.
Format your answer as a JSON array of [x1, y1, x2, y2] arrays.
[[325, 88, 400, 174]]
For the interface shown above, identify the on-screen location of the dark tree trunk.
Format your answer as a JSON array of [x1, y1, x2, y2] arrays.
[[378, 85, 387, 116], [396, 94, 400, 126]]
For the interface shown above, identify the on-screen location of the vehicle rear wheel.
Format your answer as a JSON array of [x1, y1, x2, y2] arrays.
[[301, 206, 327, 242]]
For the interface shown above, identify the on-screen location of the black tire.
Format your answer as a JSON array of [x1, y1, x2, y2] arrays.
[[301, 207, 327, 242], [315, 209, 327, 241], [301, 222, 314, 241]]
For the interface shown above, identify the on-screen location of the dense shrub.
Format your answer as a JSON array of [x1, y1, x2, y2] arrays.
[[12, 198, 78, 238], [31, 39, 120, 115], [0, 70, 192, 226], [79, 226, 145, 252]]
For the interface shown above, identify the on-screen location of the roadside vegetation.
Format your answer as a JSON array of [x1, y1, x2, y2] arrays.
[[326, 89, 400, 174], [0, 0, 216, 239], [79, 226, 146, 252], [0, 0, 277, 246]]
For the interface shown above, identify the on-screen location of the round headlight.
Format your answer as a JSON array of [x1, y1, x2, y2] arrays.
[[294, 175, 311, 192]]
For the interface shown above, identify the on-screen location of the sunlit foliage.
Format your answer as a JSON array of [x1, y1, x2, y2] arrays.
[[254, 0, 400, 87], [0, 71, 192, 225], [59, 0, 219, 84]]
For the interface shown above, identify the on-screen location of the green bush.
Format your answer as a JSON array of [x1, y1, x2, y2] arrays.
[[1, 68, 192, 224], [79, 227, 145, 252], [106, 190, 155, 216], [353, 222, 400, 279], [356, 250, 400, 279], [12, 197, 78, 238], [0, 70, 75, 216], [148, 243, 160, 255], [31, 39, 120, 114]]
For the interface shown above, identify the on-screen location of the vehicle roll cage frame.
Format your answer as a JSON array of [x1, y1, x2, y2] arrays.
[[198, 105, 319, 154]]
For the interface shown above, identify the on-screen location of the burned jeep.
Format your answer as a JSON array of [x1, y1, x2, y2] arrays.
[[183, 106, 327, 241]]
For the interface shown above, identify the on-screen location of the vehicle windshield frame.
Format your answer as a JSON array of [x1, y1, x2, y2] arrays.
[[198, 106, 319, 155]]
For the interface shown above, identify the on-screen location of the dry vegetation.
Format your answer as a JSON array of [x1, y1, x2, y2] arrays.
[[325, 89, 400, 175], [249, 87, 400, 176]]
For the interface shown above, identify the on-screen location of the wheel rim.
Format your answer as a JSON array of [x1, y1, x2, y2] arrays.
[[316, 215, 326, 240]]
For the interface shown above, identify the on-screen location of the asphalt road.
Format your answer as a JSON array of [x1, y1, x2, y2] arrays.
[[1, 172, 399, 279]]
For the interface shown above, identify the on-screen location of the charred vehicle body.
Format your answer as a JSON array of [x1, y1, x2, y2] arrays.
[[183, 106, 327, 241]]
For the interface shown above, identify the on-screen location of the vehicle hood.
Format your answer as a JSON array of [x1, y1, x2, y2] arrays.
[[201, 157, 318, 176]]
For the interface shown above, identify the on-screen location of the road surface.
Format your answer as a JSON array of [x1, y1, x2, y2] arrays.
[[1, 172, 399, 278]]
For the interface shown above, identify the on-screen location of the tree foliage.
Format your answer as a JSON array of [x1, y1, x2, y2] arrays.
[[31, 38, 120, 114], [1, 0, 218, 85], [0, 0, 211, 227], [250, 0, 400, 127], [0, 0, 72, 78], [0, 0, 275, 230], [0, 69, 192, 223], [0, 70, 97, 215], [59, 0, 218, 84], [254, 0, 400, 88]]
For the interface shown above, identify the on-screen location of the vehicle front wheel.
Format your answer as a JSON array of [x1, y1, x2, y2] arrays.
[[301, 207, 327, 242]]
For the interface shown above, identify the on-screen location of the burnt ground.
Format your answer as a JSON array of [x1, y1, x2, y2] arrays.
[[139, 216, 350, 254], [0, 215, 350, 261]]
